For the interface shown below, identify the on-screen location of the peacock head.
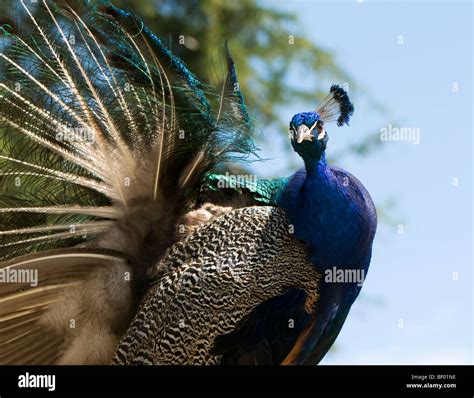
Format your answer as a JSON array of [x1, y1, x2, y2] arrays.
[[289, 112, 328, 161], [289, 85, 354, 163]]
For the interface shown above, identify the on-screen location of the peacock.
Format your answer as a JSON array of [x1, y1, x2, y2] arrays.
[[112, 90, 377, 365], [0, 0, 377, 366]]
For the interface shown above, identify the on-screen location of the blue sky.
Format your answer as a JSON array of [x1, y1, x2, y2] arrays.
[[254, 0, 473, 364]]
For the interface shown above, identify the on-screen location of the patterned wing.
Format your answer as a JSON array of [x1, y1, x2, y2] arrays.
[[112, 206, 320, 365]]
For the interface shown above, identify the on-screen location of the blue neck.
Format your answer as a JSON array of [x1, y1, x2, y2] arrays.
[[277, 153, 370, 271], [304, 153, 326, 176]]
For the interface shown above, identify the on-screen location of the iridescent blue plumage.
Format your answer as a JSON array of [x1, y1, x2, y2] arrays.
[[214, 88, 376, 365], [290, 111, 320, 127], [277, 92, 376, 364], [277, 160, 376, 364]]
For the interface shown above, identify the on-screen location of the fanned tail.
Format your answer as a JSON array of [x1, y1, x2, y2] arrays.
[[0, 0, 256, 364]]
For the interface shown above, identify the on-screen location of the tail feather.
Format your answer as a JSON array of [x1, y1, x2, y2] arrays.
[[0, 249, 128, 364], [0, 0, 256, 364], [0, 0, 255, 261]]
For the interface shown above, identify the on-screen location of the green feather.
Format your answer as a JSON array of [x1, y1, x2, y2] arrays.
[[204, 173, 288, 205]]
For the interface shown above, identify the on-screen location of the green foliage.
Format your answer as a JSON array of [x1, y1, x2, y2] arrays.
[[115, 0, 352, 126], [113, 0, 387, 181]]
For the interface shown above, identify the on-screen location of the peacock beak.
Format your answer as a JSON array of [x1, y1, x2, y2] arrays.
[[295, 125, 314, 143]]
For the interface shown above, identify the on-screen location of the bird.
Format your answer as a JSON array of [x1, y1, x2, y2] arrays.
[[113, 87, 377, 365], [0, 0, 377, 366]]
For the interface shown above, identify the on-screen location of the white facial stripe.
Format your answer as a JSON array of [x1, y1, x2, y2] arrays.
[[296, 125, 314, 143], [308, 121, 318, 133], [317, 130, 326, 140]]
